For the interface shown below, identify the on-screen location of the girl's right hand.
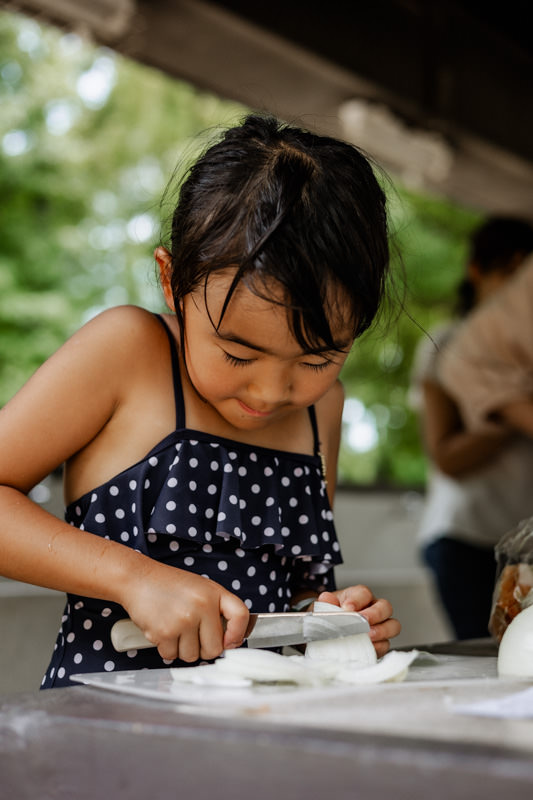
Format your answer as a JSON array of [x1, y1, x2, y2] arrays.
[[121, 559, 250, 663]]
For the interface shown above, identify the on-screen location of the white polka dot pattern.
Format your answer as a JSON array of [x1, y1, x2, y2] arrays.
[[41, 429, 341, 689]]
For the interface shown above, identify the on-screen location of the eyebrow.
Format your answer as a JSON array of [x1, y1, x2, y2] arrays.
[[216, 331, 351, 356]]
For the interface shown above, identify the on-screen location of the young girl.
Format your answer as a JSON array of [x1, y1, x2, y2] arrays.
[[0, 114, 400, 688]]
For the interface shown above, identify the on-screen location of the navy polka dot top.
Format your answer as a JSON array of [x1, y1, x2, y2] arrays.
[[41, 315, 342, 688]]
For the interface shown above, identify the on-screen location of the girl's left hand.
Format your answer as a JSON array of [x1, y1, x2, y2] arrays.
[[318, 586, 401, 658]]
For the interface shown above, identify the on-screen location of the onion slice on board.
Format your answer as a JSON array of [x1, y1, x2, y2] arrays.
[[215, 648, 322, 685], [334, 649, 420, 684], [170, 663, 252, 687]]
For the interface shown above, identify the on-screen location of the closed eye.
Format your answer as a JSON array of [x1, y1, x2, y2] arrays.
[[302, 360, 332, 372], [222, 350, 253, 367]]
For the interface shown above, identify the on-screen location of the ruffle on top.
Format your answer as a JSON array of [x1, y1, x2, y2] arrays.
[[66, 430, 342, 577]]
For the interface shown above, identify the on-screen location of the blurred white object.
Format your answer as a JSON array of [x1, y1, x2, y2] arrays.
[[497, 603, 533, 678], [339, 99, 454, 185]]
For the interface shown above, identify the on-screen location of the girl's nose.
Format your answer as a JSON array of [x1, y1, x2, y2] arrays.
[[247, 366, 292, 405]]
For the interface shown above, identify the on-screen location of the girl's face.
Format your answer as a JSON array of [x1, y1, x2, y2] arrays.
[[163, 264, 353, 432]]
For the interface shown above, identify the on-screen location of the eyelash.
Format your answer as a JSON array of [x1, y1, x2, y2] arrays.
[[222, 351, 332, 371], [303, 361, 331, 372], [223, 351, 252, 367]]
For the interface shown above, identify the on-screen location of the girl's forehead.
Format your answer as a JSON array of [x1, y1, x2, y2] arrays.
[[205, 271, 290, 320], [194, 269, 354, 349]]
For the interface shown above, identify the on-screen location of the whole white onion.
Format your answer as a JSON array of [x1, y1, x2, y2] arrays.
[[497, 603, 533, 678]]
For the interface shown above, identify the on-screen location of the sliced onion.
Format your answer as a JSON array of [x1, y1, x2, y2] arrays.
[[217, 648, 321, 685], [335, 649, 420, 684], [305, 600, 377, 666], [287, 654, 340, 680], [170, 663, 252, 687], [305, 632, 377, 666]]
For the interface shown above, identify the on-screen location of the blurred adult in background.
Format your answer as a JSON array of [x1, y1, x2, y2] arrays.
[[410, 217, 533, 639], [440, 248, 533, 438]]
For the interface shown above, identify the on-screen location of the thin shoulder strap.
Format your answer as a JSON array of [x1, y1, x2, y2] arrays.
[[307, 404, 321, 457], [154, 314, 186, 429], [308, 405, 328, 485]]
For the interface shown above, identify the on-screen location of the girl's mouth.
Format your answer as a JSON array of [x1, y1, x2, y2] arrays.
[[237, 400, 273, 417]]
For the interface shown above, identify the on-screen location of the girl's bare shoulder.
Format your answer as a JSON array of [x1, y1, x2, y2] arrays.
[[51, 305, 176, 382], [68, 305, 168, 354], [0, 306, 175, 495]]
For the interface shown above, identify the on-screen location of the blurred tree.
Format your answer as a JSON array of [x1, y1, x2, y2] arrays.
[[0, 9, 484, 487], [0, 10, 245, 403]]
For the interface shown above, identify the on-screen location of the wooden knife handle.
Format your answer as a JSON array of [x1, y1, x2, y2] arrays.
[[110, 616, 233, 652], [111, 619, 154, 652]]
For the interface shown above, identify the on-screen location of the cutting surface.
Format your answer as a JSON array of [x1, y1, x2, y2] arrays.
[[66, 653, 533, 752], [3, 647, 533, 800], [70, 652, 498, 708]]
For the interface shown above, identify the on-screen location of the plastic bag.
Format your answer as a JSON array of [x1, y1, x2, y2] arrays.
[[489, 516, 533, 641]]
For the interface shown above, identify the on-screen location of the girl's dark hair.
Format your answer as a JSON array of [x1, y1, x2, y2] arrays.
[[165, 113, 390, 351], [456, 216, 533, 315]]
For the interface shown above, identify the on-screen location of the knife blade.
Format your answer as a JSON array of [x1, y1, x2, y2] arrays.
[[110, 611, 370, 653]]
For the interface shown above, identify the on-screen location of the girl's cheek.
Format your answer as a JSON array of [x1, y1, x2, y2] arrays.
[[299, 375, 336, 404]]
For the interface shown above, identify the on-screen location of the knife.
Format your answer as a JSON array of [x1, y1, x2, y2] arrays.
[[110, 611, 370, 652]]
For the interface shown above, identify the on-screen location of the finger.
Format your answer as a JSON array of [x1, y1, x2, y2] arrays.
[[198, 614, 225, 662], [346, 585, 375, 610], [220, 593, 250, 650], [176, 629, 201, 663], [156, 638, 179, 662], [358, 597, 394, 626], [316, 591, 341, 607], [326, 585, 375, 612], [369, 616, 401, 643], [373, 639, 391, 658]]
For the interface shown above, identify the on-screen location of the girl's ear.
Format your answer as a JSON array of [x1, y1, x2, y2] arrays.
[[155, 247, 175, 311]]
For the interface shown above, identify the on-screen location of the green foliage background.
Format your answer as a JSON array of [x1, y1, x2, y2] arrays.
[[0, 10, 246, 398], [338, 188, 481, 486], [0, 10, 484, 487]]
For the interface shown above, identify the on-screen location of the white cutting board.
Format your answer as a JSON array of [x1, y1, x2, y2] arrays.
[[70, 653, 499, 709]]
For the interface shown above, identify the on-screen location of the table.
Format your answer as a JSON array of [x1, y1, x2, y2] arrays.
[[2, 640, 533, 800]]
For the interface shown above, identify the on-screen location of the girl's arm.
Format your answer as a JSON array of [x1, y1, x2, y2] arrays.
[[0, 485, 247, 660], [0, 307, 248, 661], [421, 379, 510, 477]]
